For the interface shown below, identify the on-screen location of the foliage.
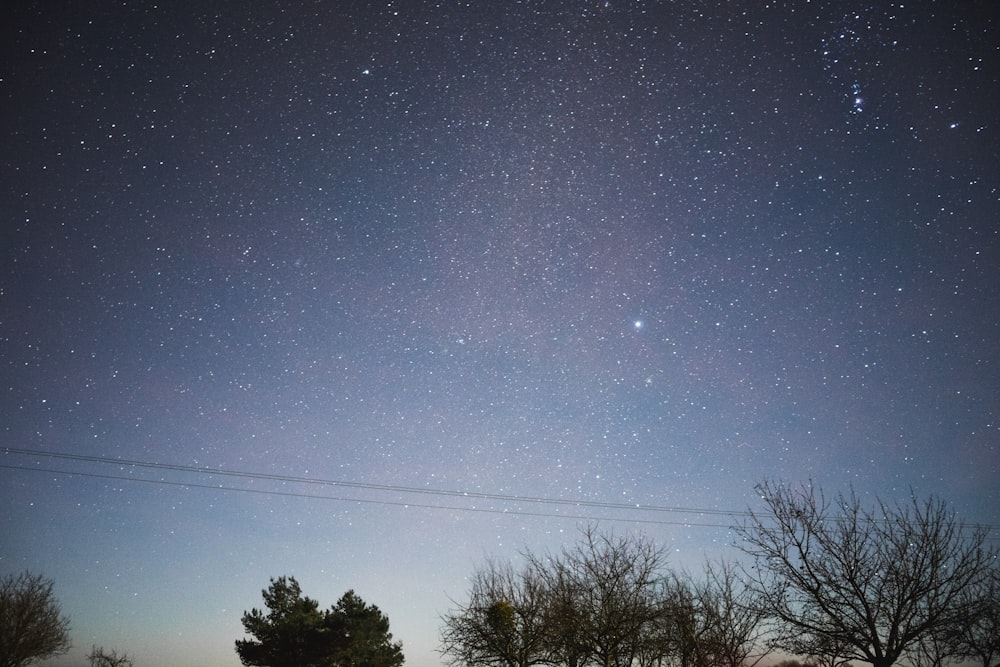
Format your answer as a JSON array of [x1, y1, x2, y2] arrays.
[[88, 645, 134, 667], [236, 576, 327, 667], [735, 481, 995, 667], [236, 576, 404, 667], [0, 571, 72, 667], [326, 590, 405, 667]]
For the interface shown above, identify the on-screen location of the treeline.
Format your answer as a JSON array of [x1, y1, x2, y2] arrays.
[[441, 526, 766, 667], [439, 481, 999, 667], [4, 481, 996, 667]]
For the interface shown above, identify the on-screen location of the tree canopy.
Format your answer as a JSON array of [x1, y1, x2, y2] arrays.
[[443, 486, 996, 667], [0, 571, 72, 667], [236, 576, 404, 667], [441, 526, 764, 667], [735, 481, 995, 667], [88, 646, 134, 667]]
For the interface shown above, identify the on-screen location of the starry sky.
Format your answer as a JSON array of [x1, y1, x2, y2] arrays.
[[2, 2, 998, 666]]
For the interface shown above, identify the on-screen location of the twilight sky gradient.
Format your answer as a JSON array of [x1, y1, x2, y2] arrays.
[[2, 2, 998, 666]]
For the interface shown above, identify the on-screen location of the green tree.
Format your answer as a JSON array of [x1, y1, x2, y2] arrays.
[[236, 576, 329, 667], [0, 571, 72, 667], [236, 576, 404, 667], [327, 590, 404, 667]]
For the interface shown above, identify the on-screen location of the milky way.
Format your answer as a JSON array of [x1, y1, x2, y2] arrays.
[[2, 3, 997, 666]]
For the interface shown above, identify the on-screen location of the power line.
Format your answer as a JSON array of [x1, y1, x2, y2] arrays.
[[1, 446, 749, 519], [0, 463, 736, 529], [3, 447, 998, 536]]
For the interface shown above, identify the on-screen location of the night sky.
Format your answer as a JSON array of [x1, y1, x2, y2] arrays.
[[2, 2, 998, 666]]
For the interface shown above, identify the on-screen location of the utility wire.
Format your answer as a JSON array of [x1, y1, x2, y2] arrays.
[[3, 447, 998, 535], [0, 462, 737, 529], [1, 446, 749, 518]]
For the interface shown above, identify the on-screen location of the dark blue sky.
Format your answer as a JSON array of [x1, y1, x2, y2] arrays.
[[3, 2, 998, 666]]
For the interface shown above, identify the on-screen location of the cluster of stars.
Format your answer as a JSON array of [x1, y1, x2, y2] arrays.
[[2, 2, 997, 667]]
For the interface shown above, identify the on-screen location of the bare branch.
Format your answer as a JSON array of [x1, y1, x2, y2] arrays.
[[735, 481, 995, 667]]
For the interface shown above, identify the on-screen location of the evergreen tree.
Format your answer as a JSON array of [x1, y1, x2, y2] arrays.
[[236, 576, 404, 667]]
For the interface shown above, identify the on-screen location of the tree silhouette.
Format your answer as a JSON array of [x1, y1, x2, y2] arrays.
[[327, 590, 404, 667], [538, 527, 665, 667], [0, 571, 71, 667], [736, 481, 994, 667], [443, 526, 669, 667], [942, 559, 999, 667], [236, 576, 404, 667], [236, 576, 328, 667], [440, 559, 551, 667], [88, 646, 134, 667], [690, 559, 768, 667]]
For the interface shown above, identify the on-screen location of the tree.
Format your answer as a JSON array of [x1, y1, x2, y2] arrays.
[[441, 527, 667, 667], [653, 561, 767, 667], [327, 590, 404, 667], [236, 576, 404, 667], [735, 481, 995, 667], [236, 576, 329, 667], [655, 574, 712, 667], [534, 526, 666, 667], [689, 559, 767, 667], [88, 646, 134, 667], [943, 559, 1000, 667], [0, 571, 72, 667], [440, 559, 551, 667], [537, 550, 591, 667]]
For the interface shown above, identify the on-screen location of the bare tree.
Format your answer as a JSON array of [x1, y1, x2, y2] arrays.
[[536, 551, 591, 667], [536, 526, 666, 667], [693, 559, 768, 667], [652, 561, 767, 667], [440, 559, 552, 667], [0, 571, 72, 667], [88, 646, 134, 667], [735, 481, 994, 667], [655, 574, 713, 667], [943, 560, 1000, 667], [905, 631, 950, 667], [805, 638, 856, 667]]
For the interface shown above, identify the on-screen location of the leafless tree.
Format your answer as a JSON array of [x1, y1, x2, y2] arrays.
[[651, 561, 767, 667], [440, 558, 552, 667], [535, 526, 666, 667], [735, 481, 994, 667], [88, 646, 134, 667], [536, 554, 591, 667], [773, 660, 826, 667], [942, 559, 999, 667], [905, 630, 951, 667], [805, 638, 856, 667], [0, 571, 71, 667], [692, 559, 768, 667], [654, 574, 713, 667]]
